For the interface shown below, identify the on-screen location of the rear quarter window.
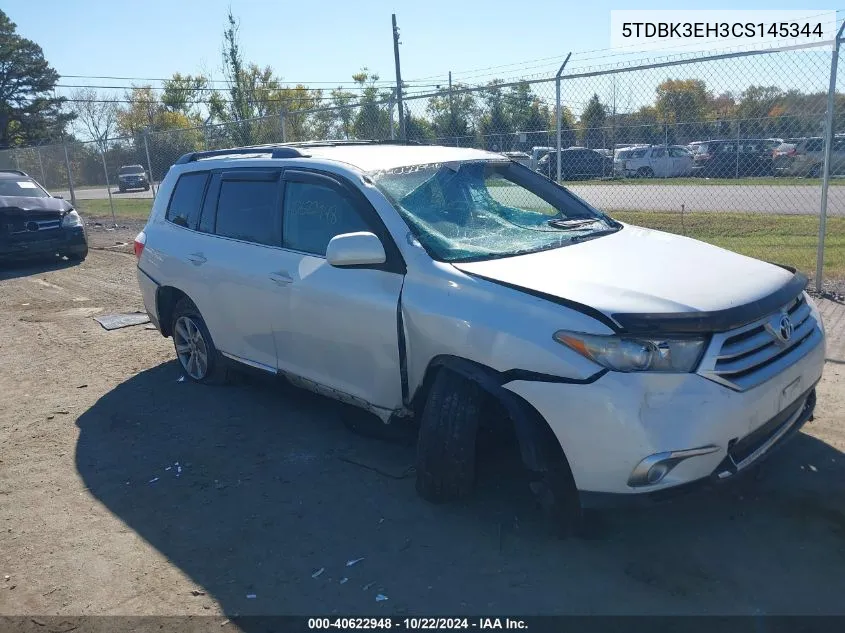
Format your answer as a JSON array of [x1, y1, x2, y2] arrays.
[[166, 172, 209, 229]]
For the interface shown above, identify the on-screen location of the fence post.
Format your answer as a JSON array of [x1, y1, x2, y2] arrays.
[[36, 146, 47, 187], [735, 119, 740, 179], [100, 143, 116, 227], [63, 142, 77, 208], [279, 110, 287, 143], [816, 23, 845, 292], [143, 131, 156, 199], [555, 53, 572, 183]]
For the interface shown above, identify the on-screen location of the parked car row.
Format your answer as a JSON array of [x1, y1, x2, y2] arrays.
[[524, 135, 835, 181]]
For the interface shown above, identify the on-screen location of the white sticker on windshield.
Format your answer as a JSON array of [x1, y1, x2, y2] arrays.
[[17, 181, 38, 188]]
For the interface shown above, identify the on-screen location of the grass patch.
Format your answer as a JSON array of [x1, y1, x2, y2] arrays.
[[611, 210, 845, 279], [76, 198, 154, 220]]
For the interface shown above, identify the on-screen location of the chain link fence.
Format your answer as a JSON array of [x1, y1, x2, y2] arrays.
[[1, 39, 843, 288]]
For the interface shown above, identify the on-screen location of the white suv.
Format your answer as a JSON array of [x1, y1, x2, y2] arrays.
[[614, 144, 694, 178], [135, 141, 825, 530]]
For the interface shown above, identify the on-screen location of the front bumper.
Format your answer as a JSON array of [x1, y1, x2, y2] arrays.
[[0, 227, 87, 259], [502, 329, 825, 498]]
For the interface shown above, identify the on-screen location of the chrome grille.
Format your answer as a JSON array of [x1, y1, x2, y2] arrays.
[[698, 293, 822, 391]]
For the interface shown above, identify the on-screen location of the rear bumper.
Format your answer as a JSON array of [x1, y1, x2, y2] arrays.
[[0, 227, 87, 259]]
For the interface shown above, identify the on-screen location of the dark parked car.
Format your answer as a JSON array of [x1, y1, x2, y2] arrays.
[[688, 139, 774, 178], [117, 164, 150, 192], [537, 148, 613, 180], [0, 170, 88, 262]]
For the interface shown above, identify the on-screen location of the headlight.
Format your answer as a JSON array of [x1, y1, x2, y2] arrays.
[[554, 330, 706, 373], [62, 210, 83, 228]]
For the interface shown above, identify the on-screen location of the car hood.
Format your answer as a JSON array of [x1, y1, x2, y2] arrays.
[[453, 224, 800, 333], [0, 195, 73, 214]]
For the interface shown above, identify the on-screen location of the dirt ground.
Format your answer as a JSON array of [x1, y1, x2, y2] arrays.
[[1, 246, 844, 619]]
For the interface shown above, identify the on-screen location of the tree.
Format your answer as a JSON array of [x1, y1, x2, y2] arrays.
[[479, 80, 512, 151], [427, 84, 477, 146], [504, 82, 552, 150], [736, 85, 784, 137], [351, 69, 391, 139], [0, 9, 72, 147], [162, 73, 210, 116], [403, 107, 434, 143], [655, 79, 710, 142], [579, 94, 606, 148], [68, 88, 119, 150], [331, 88, 357, 139]]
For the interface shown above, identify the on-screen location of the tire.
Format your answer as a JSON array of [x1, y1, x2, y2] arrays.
[[118, 186, 126, 193], [144, 184, 150, 191], [64, 247, 88, 262], [170, 298, 229, 385], [637, 167, 654, 178], [415, 368, 484, 502]]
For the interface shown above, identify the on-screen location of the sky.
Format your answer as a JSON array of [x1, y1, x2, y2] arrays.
[[4, 0, 840, 98]]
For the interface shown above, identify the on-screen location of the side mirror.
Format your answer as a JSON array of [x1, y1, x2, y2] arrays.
[[326, 232, 386, 268]]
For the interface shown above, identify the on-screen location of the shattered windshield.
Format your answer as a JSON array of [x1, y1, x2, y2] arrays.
[[370, 160, 620, 262]]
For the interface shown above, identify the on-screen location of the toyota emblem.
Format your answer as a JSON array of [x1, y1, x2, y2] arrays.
[[26, 221, 39, 232], [778, 315, 794, 342]]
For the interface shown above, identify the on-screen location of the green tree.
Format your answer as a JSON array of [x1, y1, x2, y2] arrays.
[[427, 84, 477, 146], [579, 94, 606, 148], [0, 9, 72, 147], [403, 107, 434, 143], [351, 69, 391, 139], [331, 88, 357, 139], [479, 80, 512, 151], [162, 73, 210, 116], [655, 79, 710, 142]]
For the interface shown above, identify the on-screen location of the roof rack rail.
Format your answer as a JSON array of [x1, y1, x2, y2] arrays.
[[281, 139, 425, 148], [0, 169, 29, 176], [174, 145, 309, 165]]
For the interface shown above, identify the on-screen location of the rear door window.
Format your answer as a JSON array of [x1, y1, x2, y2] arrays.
[[213, 170, 282, 247], [166, 172, 209, 229], [651, 148, 666, 158]]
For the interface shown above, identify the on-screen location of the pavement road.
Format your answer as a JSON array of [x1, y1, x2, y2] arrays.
[[61, 182, 844, 216]]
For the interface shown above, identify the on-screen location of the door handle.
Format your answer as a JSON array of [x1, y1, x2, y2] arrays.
[[187, 252, 207, 266], [268, 271, 293, 286]]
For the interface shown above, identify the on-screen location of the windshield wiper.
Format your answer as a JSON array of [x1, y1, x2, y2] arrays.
[[569, 227, 622, 243], [546, 217, 602, 229]]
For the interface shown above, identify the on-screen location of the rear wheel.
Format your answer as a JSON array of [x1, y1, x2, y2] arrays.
[[171, 298, 229, 384], [415, 368, 484, 502]]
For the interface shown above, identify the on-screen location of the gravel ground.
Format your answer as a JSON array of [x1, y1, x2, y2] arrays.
[[0, 249, 844, 619]]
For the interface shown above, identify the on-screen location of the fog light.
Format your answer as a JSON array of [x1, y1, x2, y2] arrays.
[[628, 445, 721, 488], [647, 463, 670, 484]]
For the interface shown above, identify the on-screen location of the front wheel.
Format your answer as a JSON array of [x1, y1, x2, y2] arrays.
[[415, 368, 484, 503], [64, 246, 88, 262], [637, 167, 654, 178], [171, 298, 229, 384]]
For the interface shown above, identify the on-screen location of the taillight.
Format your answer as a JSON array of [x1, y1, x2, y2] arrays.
[[134, 231, 146, 260]]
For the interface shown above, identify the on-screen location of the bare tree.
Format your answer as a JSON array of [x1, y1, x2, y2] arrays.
[[67, 88, 119, 150]]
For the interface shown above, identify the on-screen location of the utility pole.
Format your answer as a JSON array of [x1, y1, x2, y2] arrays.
[[448, 71, 456, 146], [392, 14, 406, 141]]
